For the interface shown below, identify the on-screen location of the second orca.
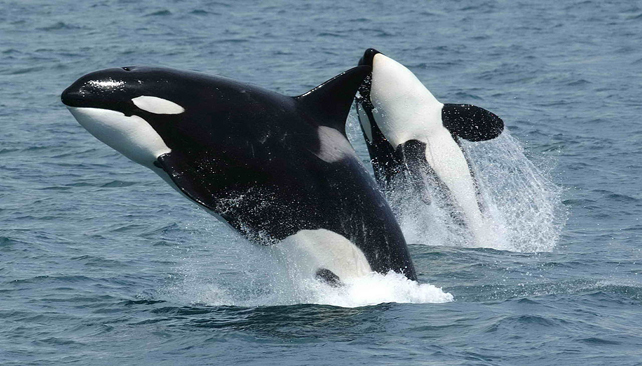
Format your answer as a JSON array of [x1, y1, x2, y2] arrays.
[[354, 49, 504, 243]]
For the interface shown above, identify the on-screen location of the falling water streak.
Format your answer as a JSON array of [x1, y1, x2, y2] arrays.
[[387, 131, 566, 252], [464, 132, 567, 252]]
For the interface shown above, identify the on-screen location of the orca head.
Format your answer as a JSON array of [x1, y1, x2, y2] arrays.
[[355, 49, 504, 146], [62, 65, 376, 222], [61, 67, 196, 168], [355, 49, 444, 148]]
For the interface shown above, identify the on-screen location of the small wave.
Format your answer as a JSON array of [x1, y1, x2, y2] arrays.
[[317, 32, 343, 38], [100, 180, 137, 188], [190, 9, 214, 15], [593, 189, 639, 203], [10, 275, 94, 285], [453, 91, 483, 100], [110, 224, 146, 233], [579, 337, 621, 345], [0, 148, 19, 154], [567, 79, 591, 87], [70, 255, 125, 268], [37, 21, 82, 31], [36, 337, 84, 346], [2, 48, 21, 55], [145, 10, 172, 17], [2, 66, 46, 75], [0, 236, 26, 246]]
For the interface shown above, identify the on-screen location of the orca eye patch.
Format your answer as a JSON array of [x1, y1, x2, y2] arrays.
[[132, 96, 185, 115]]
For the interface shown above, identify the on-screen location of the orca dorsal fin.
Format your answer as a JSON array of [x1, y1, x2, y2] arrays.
[[295, 65, 371, 134], [442, 104, 504, 142]]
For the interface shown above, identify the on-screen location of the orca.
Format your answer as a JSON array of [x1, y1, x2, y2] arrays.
[[61, 65, 417, 282], [354, 49, 504, 243]]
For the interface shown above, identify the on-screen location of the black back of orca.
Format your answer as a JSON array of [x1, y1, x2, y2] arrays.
[[62, 65, 417, 280]]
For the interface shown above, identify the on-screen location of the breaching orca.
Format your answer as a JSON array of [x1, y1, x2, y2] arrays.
[[354, 49, 504, 243], [61, 65, 417, 282]]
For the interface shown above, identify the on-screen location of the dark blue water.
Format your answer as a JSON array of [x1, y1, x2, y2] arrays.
[[2, 0, 641, 364]]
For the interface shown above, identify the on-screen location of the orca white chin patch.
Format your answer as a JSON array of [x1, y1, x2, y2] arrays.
[[132, 96, 185, 115], [279, 229, 372, 280], [369, 53, 444, 148], [67, 107, 171, 167]]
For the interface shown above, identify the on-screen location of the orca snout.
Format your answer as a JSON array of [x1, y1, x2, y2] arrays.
[[60, 83, 86, 107], [358, 48, 381, 67], [61, 67, 139, 109]]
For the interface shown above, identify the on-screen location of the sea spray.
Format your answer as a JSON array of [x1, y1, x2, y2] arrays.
[[349, 117, 566, 252], [463, 132, 566, 252], [162, 230, 452, 307], [164, 261, 453, 307]]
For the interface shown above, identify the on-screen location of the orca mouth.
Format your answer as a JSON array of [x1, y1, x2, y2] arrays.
[[358, 48, 381, 67], [356, 74, 373, 105], [61, 88, 132, 115], [356, 48, 380, 103]]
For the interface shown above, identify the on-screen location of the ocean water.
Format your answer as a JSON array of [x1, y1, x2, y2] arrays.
[[1, 0, 641, 364]]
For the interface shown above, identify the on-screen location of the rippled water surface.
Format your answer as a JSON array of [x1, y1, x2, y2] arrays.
[[1, 0, 641, 364]]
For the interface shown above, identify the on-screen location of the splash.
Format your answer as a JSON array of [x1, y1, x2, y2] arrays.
[[390, 131, 566, 252], [160, 231, 453, 308], [304, 271, 453, 307], [164, 269, 453, 308]]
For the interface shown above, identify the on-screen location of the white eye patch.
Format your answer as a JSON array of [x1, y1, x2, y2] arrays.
[[132, 96, 185, 115]]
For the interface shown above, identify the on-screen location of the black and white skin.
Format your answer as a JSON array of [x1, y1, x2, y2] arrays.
[[62, 65, 417, 283], [354, 49, 504, 243]]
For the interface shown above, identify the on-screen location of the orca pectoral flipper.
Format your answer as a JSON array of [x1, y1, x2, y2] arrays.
[[154, 152, 222, 211], [441, 104, 504, 142], [155, 151, 268, 215]]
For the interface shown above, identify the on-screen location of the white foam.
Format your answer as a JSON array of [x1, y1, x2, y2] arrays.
[[301, 271, 453, 307], [165, 268, 453, 308]]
